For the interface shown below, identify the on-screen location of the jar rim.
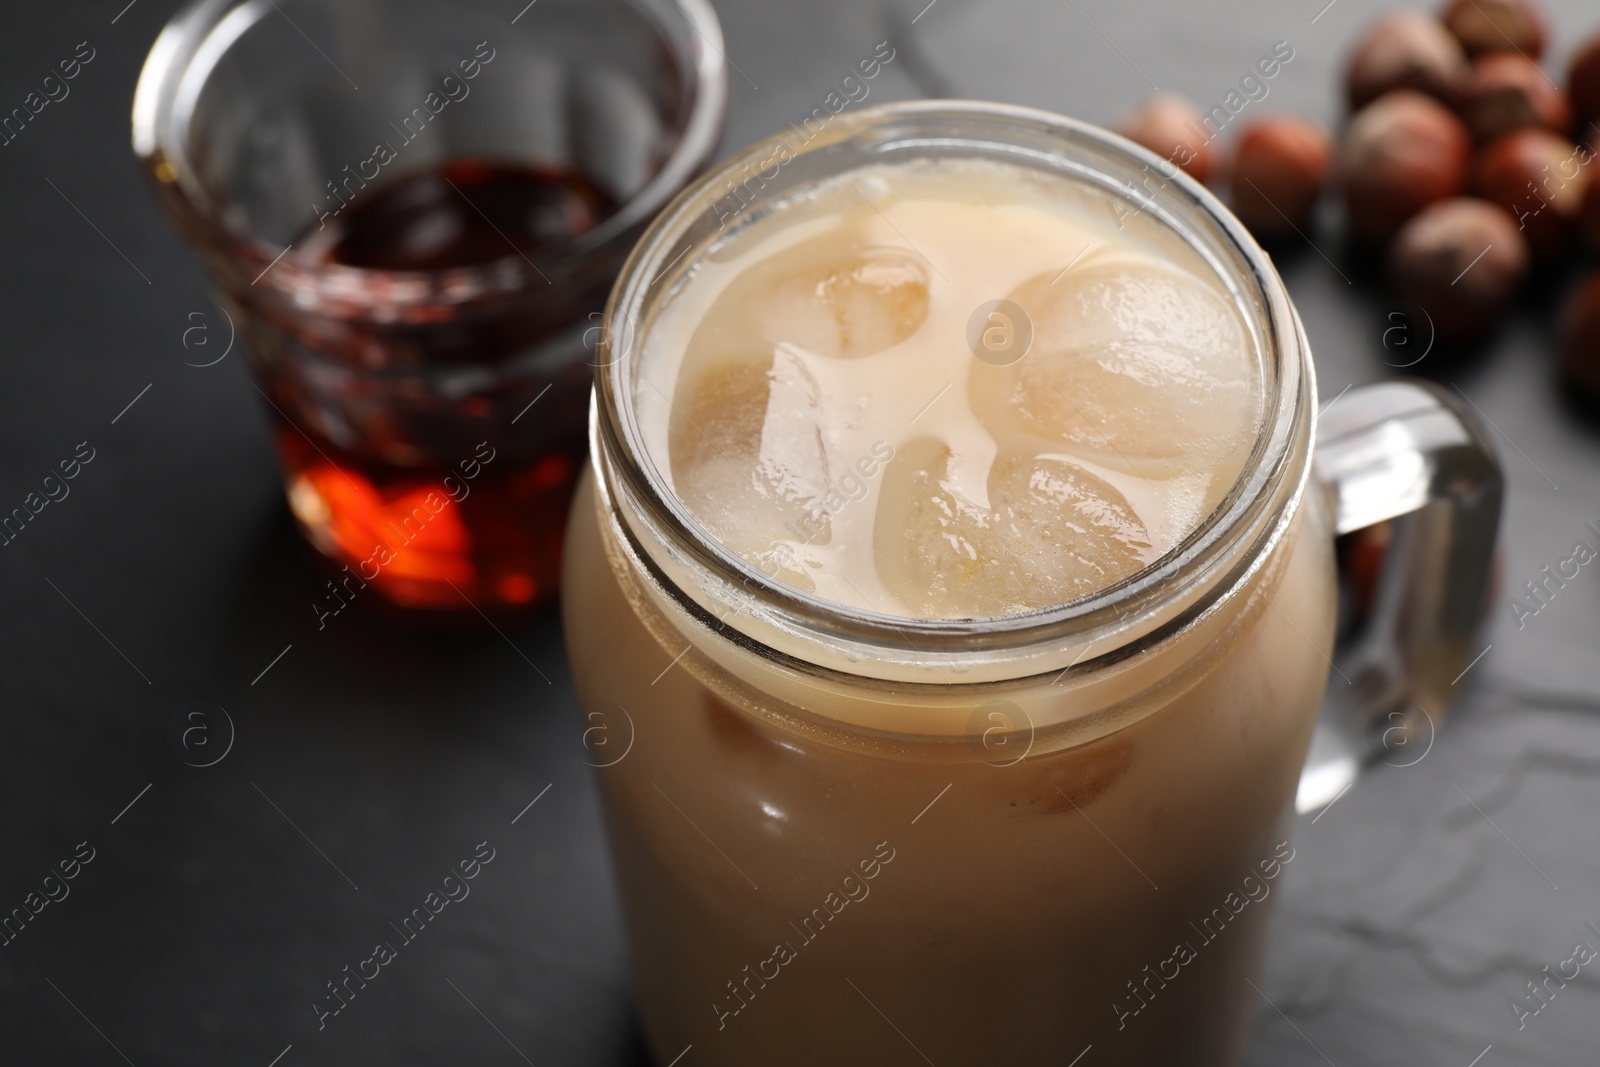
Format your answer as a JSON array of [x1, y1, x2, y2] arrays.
[[130, 0, 729, 308], [593, 99, 1315, 678]]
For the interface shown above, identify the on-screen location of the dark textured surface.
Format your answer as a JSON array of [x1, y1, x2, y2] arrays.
[[2, 1, 1598, 1064]]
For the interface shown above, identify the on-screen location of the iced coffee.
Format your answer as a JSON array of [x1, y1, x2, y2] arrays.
[[565, 106, 1335, 1066]]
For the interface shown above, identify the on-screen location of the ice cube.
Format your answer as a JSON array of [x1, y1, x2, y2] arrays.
[[696, 229, 930, 364], [874, 438, 1152, 618], [668, 344, 830, 572], [781, 248, 929, 359], [665, 230, 932, 587], [968, 261, 1257, 476]]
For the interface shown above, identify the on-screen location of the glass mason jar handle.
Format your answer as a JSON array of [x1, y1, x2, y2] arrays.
[[1297, 380, 1505, 812]]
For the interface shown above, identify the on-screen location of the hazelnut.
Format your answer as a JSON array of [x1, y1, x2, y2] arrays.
[[1343, 90, 1472, 244], [1569, 32, 1600, 126], [1439, 0, 1547, 59], [1388, 198, 1529, 344], [1560, 272, 1600, 399], [1345, 11, 1469, 110], [1459, 53, 1570, 141], [1473, 128, 1591, 259], [1114, 92, 1216, 184], [1229, 116, 1333, 239]]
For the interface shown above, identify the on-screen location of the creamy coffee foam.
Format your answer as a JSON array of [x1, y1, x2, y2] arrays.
[[635, 158, 1262, 619]]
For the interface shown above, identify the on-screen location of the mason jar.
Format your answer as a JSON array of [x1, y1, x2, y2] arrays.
[[563, 101, 1501, 1066]]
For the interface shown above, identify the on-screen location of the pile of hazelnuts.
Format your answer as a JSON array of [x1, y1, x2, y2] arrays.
[[1115, 0, 1600, 393]]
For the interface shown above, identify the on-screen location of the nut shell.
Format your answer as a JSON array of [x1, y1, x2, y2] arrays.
[[1345, 11, 1469, 110], [1559, 271, 1600, 400], [1459, 53, 1570, 141], [1388, 197, 1528, 344], [1343, 90, 1472, 244], [1439, 0, 1547, 59], [1473, 128, 1591, 260], [1229, 116, 1333, 239], [1569, 32, 1600, 126], [1114, 93, 1215, 184]]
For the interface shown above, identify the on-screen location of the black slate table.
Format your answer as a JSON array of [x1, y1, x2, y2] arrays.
[[3, 1, 1599, 1064]]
